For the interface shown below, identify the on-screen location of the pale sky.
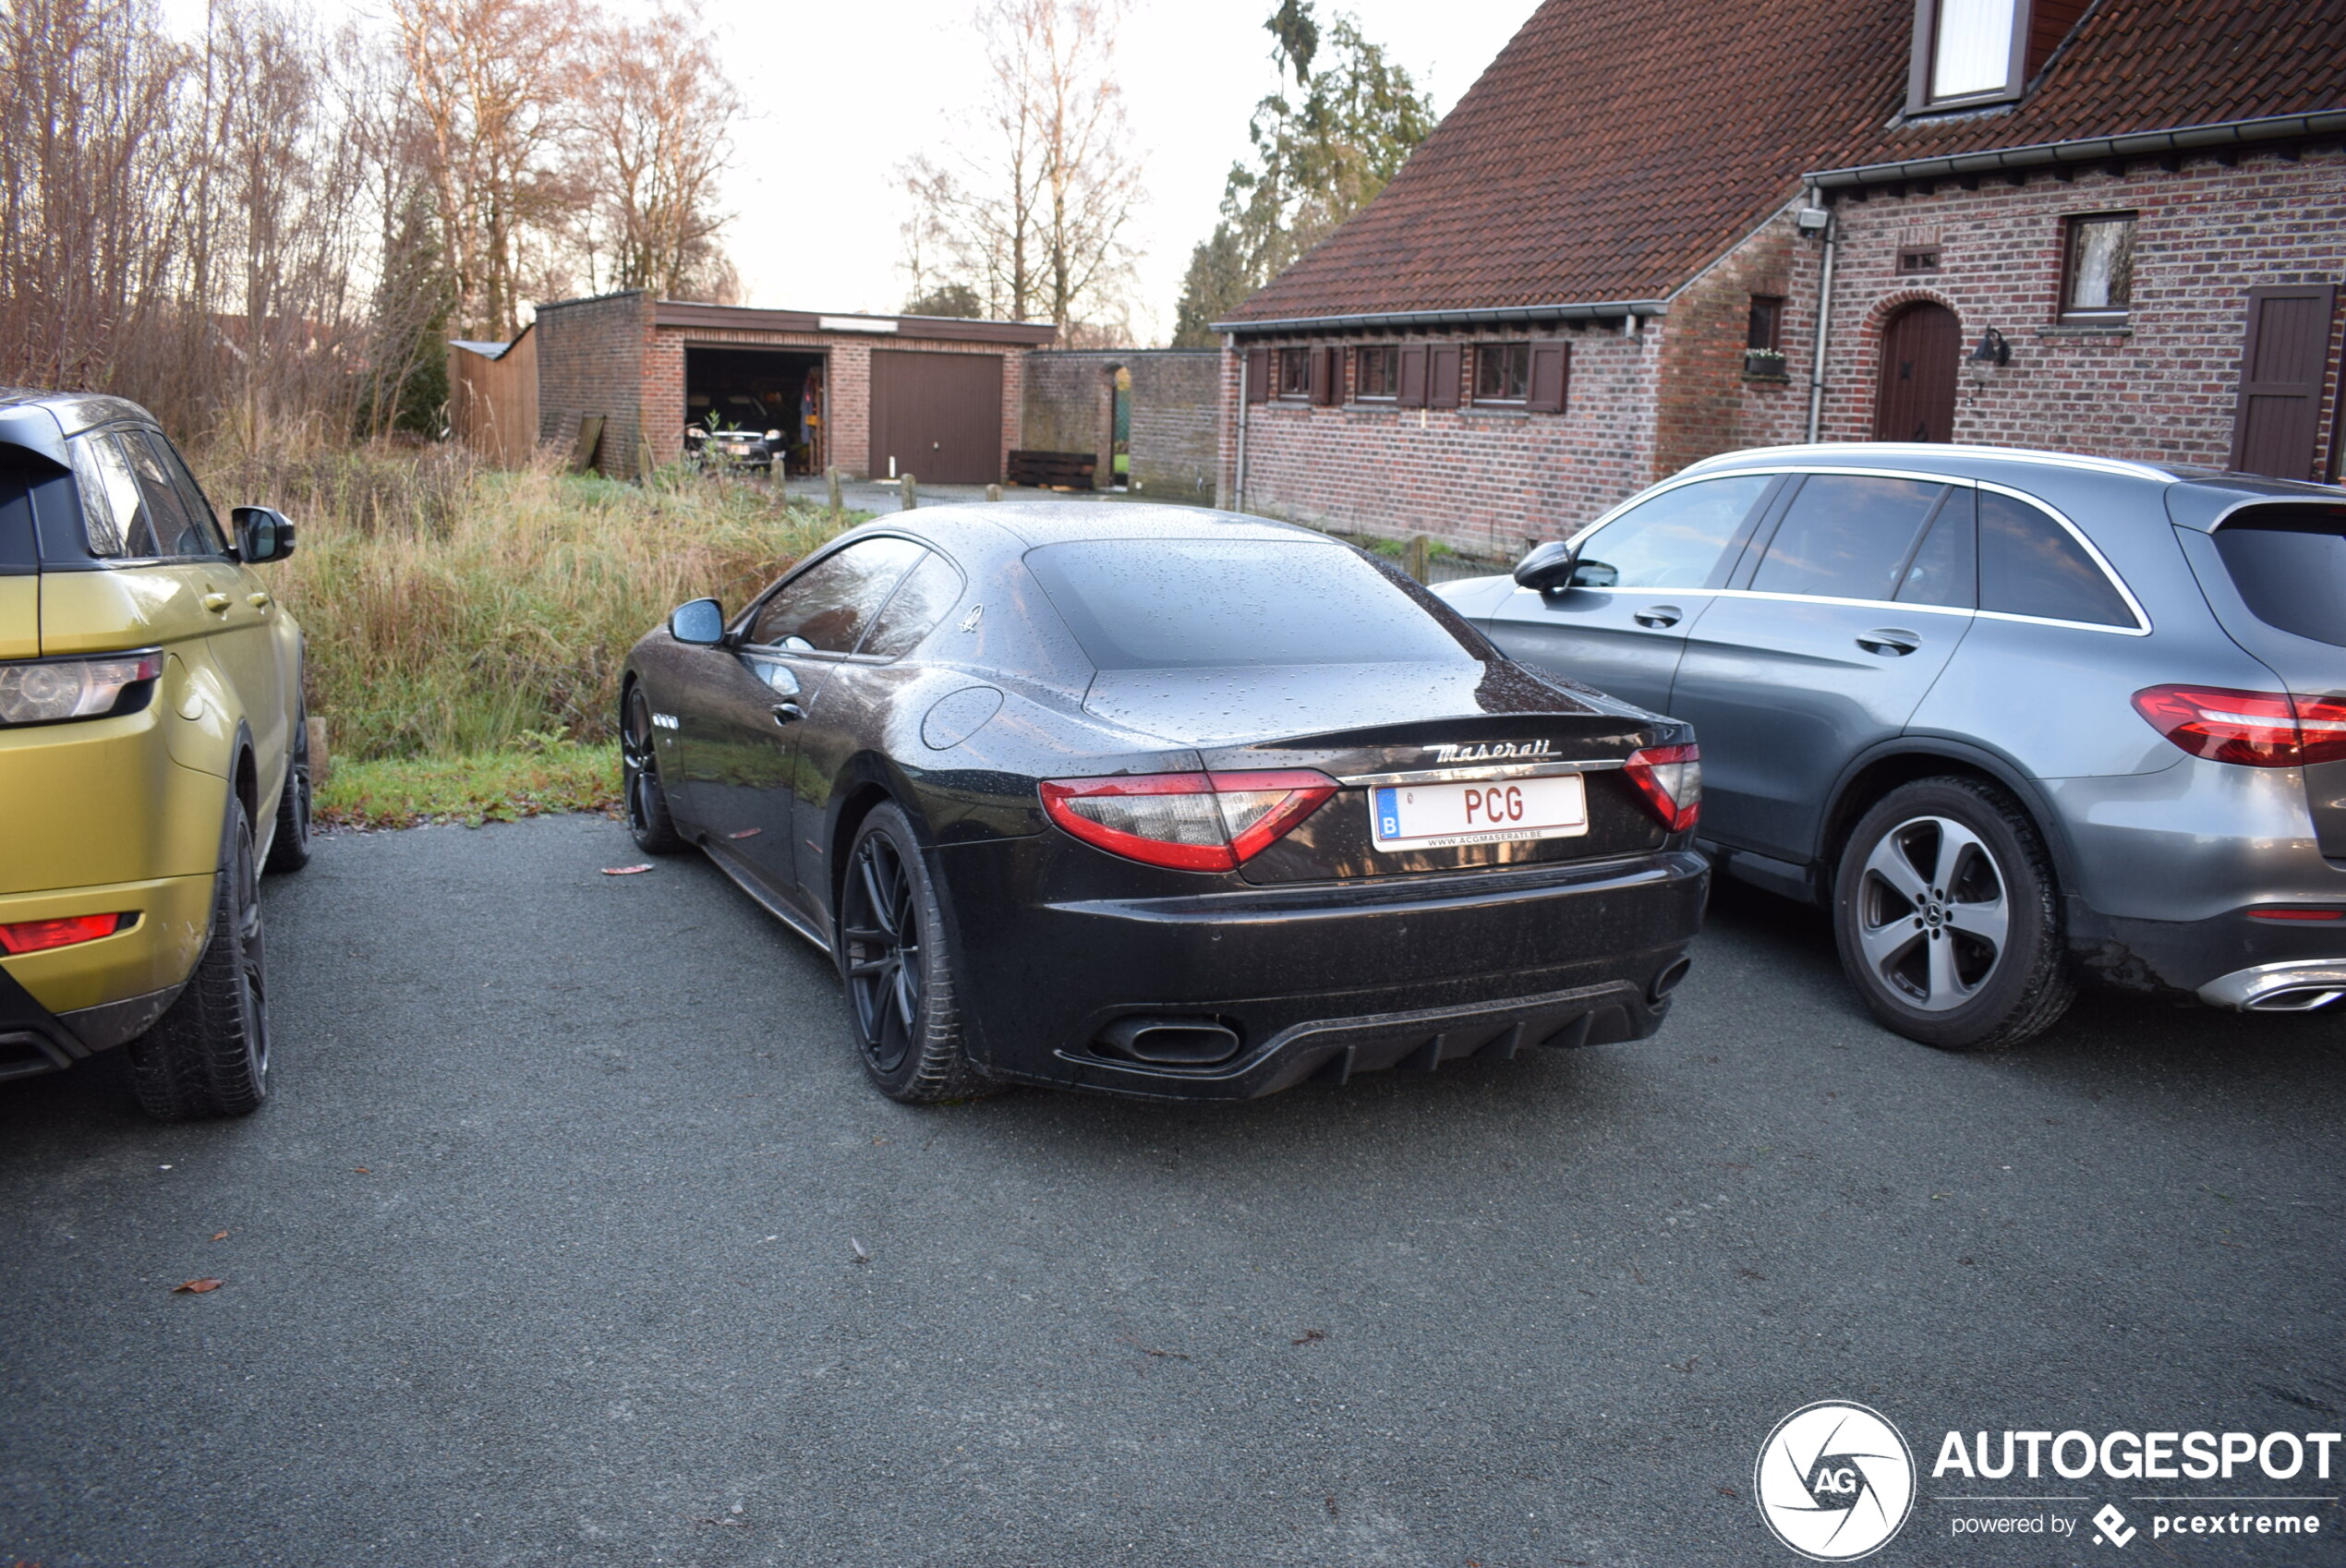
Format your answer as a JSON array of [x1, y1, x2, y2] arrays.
[[163, 0, 1537, 344]]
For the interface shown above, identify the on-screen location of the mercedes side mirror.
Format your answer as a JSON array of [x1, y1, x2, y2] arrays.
[[1514, 538, 1578, 592], [231, 505, 296, 564], [669, 597, 726, 645]]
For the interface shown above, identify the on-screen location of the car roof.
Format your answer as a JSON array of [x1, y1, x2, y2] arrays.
[[0, 387, 156, 437], [1681, 441, 2185, 485]]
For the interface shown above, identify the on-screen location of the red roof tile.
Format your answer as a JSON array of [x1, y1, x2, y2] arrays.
[[1221, 0, 2346, 327]]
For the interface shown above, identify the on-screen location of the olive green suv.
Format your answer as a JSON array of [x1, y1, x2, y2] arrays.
[[0, 390, 309, 1118]]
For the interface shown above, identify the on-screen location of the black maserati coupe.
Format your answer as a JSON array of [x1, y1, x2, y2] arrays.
[[618, 504, 1708, 1103]]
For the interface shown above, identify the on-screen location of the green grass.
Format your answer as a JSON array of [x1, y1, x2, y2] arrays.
[[184, 440, 868, 827], [314, 741, 622, 829]]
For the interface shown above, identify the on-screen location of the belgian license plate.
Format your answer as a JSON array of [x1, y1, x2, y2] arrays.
[[1370, 774, 1588, 851]]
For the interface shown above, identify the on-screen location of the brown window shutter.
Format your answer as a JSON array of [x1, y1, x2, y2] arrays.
[[1319, 346, 1345, 405], [1527, 342, 1569, 413], [1428, 345, 1462, 410], [1245, 347, 1270, 404], [1397, 344, 1428, 408], [2229, 285, 2338, 480]]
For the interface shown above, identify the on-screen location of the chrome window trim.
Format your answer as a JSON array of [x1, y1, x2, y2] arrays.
[[1337, 758, 1626, 789], [1564, 466, 2149, 635], [1972, 478, 2151, 635], [1701, 589, 1976, 618]]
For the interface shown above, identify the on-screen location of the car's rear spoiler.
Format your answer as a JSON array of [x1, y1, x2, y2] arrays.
[[0, 404, 69, 471], [2166, 474, 2346, 532]]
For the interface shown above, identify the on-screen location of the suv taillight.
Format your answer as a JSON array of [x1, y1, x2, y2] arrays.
[[0, 652, 162, 726], [1622, 743, 1701, 832], [1039, 770, 1338, 871], [2132, 686, 2346, 768]]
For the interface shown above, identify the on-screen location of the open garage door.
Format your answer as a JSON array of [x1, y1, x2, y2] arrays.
[[869, 350, 1002, 484]]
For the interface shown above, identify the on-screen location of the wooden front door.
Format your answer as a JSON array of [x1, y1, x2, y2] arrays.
[[1873, 303, 1960, 443], [867, 350, 1004, 485]]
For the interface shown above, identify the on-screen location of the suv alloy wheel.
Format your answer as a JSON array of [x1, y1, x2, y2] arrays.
[[1832, 777, 2074, 1051]]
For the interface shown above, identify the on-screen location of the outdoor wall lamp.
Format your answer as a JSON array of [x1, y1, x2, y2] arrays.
[[1968, 327, 2012, 366]]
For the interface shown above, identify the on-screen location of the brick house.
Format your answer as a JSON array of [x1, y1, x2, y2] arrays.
[[1212, 0, 2346, 556], [533, 291, 1054, 482]]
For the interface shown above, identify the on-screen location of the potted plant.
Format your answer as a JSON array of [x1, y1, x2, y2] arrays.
[[1744, 347, 1789, 380]]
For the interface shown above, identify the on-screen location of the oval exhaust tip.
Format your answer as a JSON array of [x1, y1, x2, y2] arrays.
[[1651, 956, 1692, 1003], [1095, 1016, 1242, 1067]]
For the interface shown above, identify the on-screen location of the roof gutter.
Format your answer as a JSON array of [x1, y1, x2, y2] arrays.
[[1805, 110, 2346, 189], [1209, 298, 1670, 337]]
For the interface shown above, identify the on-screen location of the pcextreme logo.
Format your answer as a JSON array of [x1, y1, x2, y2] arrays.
[[1755, 1401, 1918, 1562]]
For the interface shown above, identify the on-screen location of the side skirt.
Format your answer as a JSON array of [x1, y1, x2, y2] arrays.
[[699, 838, 833, 955]]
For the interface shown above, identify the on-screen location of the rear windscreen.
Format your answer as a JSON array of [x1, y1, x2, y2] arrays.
[[1024, 538, 1478, 670], [2214, 510, 2346, 647]]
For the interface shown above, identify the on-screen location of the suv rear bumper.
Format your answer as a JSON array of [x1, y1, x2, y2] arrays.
[[0, 872, 213, 1019], [2069, 899, 2346, 1003]]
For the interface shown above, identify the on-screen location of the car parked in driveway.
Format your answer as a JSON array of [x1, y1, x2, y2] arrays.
[[1437, 443, 2346, 1051], [618, 503, 1708, 1103], [0, 390, 309, 1117]]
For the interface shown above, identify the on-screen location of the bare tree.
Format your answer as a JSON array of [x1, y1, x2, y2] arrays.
[[901, 0, 1142, 339], [573, 7, 741, 301], [387, 0, 586, 340]]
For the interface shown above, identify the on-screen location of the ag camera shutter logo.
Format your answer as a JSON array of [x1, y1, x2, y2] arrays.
[[1756, 1401, 1917, 1561]]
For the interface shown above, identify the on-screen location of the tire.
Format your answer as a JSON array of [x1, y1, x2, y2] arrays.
[[1832, 777, 2074, 1052], [127, 795, 271, 1119], [838, 803, 998, 1103], [263, 706, 312, 874], [622, 684, 687, 854]]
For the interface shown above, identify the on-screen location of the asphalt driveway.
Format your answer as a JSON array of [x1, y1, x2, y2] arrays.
[[2, 814, 2340, 1567]]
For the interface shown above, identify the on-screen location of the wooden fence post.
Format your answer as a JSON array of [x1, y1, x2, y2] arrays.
[[1405, 535, 1433, 583], [826, 466, 842, 513], [900, 474, 917, 511]]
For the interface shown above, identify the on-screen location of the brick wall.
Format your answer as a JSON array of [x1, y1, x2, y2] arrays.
[[1215, 325, 1668, 555], [1127, 351, 1220, 501], [1803, 145, 2346, 476], [1653, 211, 1811, 474], [1022, 352, 1114, 459], [534, 290, 650, 478]]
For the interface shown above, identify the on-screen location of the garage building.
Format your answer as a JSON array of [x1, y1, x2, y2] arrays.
[[532, 291, 1056, 481]]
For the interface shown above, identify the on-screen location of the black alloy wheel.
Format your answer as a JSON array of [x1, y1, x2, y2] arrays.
[[264, 706, 312, 874], [128, 797, 270, 1119], [1832, 776, 2073, 1053], [623, 686, 685, 854], [838, 803, 996, 1103]]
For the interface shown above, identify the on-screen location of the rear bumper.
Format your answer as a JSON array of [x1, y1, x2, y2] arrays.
[[2069, 899, 2346, 1002], [940, 841, 1709, 1100]]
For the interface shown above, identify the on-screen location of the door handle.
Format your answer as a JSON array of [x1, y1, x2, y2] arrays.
[[248, 592, 272, 609], [1856, 628, 1921, 656], [200, 593, 231, 613], [772, 703, 804, 725], [1632, 603, 1683, 629]]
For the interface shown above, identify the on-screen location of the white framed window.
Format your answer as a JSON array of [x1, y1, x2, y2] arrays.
[[1909, 0, 2027, 112]]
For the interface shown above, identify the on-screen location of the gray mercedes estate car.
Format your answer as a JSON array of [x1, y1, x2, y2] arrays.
[[1435, 443, 2346, 1051]]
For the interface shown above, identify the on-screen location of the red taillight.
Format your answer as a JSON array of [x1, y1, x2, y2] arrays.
[[0, 912, 126, 955], [1622, 743, 1701, 833], [2132, 686, 2346, 768], [1039, 769, 1338, 871], [2248, 907, 2345, 922]]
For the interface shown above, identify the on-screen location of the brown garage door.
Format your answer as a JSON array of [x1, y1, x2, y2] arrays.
[[868, 350, 1003, 485]]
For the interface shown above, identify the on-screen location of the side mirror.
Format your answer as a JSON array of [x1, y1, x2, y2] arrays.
[[232, 506, 296, 564], [1514, 538, 1578, 592], [764, 428, 782, 441], [669, 597, 726, 645]]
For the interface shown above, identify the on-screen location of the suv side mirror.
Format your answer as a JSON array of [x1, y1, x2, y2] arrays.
[[232, 505, 296, 564], [1514, 538, 1578, 592], [669, 597, 726, 645]]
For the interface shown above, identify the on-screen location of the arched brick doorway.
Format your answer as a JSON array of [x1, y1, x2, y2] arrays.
[[1873, 302, 1960, 442]]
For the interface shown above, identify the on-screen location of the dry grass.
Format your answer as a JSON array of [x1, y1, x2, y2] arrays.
[[193, 440, 859, 762]]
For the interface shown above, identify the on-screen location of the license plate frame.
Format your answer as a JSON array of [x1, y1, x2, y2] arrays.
[[1369, 774, 1589, 852]]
